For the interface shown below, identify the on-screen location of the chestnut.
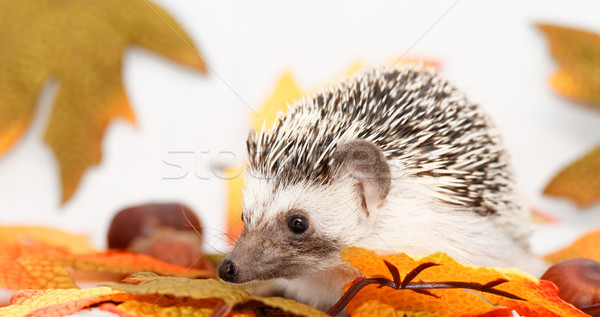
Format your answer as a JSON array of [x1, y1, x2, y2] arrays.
[[107, 203, 211, 270], [541, 257, 600, 316]]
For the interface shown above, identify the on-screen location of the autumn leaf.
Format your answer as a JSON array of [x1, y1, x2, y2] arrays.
[[103, 272, 328, 317], [543, 145, 600, 207], [537, 23, 600, 109], [106, 272, 249, 305], [338, 247, 587, 317], [538, 24, 600, 209], [0, 276, 321, 317], [0, 287, 132, 317], [0, 225, 96, 254], [0, 0, 206, 203], [0, 242, 212, 290], [544, 229, 600, 263], [99, 300, 256, 317], [0, 286, 239, 317], [225, 166, 245, 245], [251, 71, 303, 131]]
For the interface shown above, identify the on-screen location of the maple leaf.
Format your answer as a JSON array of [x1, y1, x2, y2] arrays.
[[0, 225, 96, 254], [99, 300, 256, 317], [0, 287, 133, 317], [336, 247, 587, 317], [537, 23, 600, 109], [543, 145, 600, 207], [0, 242, 212, 290], [103, 272, 328, 317], [544, 229, 600, 263], [0, 0, 206, 203]]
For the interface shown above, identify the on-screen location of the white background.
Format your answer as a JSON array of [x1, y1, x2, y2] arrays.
[[0, 2, 599, 307]]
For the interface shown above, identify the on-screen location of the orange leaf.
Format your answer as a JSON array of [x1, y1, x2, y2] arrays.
[[537, 23, 600, 109], [340, 247, 587, 317], [0, 242, 211, 290], [544, 229, 600, 263], [0, 0, 206, 203], [0, 243, 72, 289], [0, 225, 96, 254], [543, 145, 600, 207]]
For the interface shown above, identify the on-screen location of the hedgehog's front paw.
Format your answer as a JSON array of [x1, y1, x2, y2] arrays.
[[243, 280, 285, 297]]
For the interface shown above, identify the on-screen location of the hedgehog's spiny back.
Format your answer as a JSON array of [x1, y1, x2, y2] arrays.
[[247, 66, 517, 215]]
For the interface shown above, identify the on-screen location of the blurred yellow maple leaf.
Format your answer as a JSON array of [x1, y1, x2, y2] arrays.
[[538, 23, 600, 109], [339, 247, 587, 317], [0, 0, 206, 203], [250, 71, 303, 132], [543, 145, 600, 207]]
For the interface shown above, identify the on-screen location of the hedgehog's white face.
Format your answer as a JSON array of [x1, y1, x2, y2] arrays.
[[218, 175, 367, 283], [219, 140, 390, 284]]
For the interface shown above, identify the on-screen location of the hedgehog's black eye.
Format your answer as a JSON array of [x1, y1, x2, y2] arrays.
[[241, 211, 249, 225], [288, 215, 308, 235]]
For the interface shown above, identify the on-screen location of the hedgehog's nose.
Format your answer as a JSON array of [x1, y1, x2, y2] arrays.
[[218, 259, 238, 283]]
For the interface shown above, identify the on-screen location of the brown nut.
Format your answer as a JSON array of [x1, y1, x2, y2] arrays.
[[541, 257, 600, 316], [128, 228, 213, 270], [107, 203, 202, 250]]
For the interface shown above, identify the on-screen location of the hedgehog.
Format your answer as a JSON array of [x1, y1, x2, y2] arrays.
[[218, 65, 546, 311]]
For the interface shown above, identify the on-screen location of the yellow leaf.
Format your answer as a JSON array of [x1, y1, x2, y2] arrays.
[[225, 165, 245, 245], [0, 287, 131, 317], [99, 299, 256, 317], [104, 272, 328, 317], [538, 23, 600, 109], [0, 0, 206, 203], [250, 71, 303, 131], [343, 61, 366, 78], [544, 145, 600, 207], [106, 272, 249, 307]]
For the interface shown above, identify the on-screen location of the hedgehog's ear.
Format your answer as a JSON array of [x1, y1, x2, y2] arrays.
[[333, 140, 391, 214]]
